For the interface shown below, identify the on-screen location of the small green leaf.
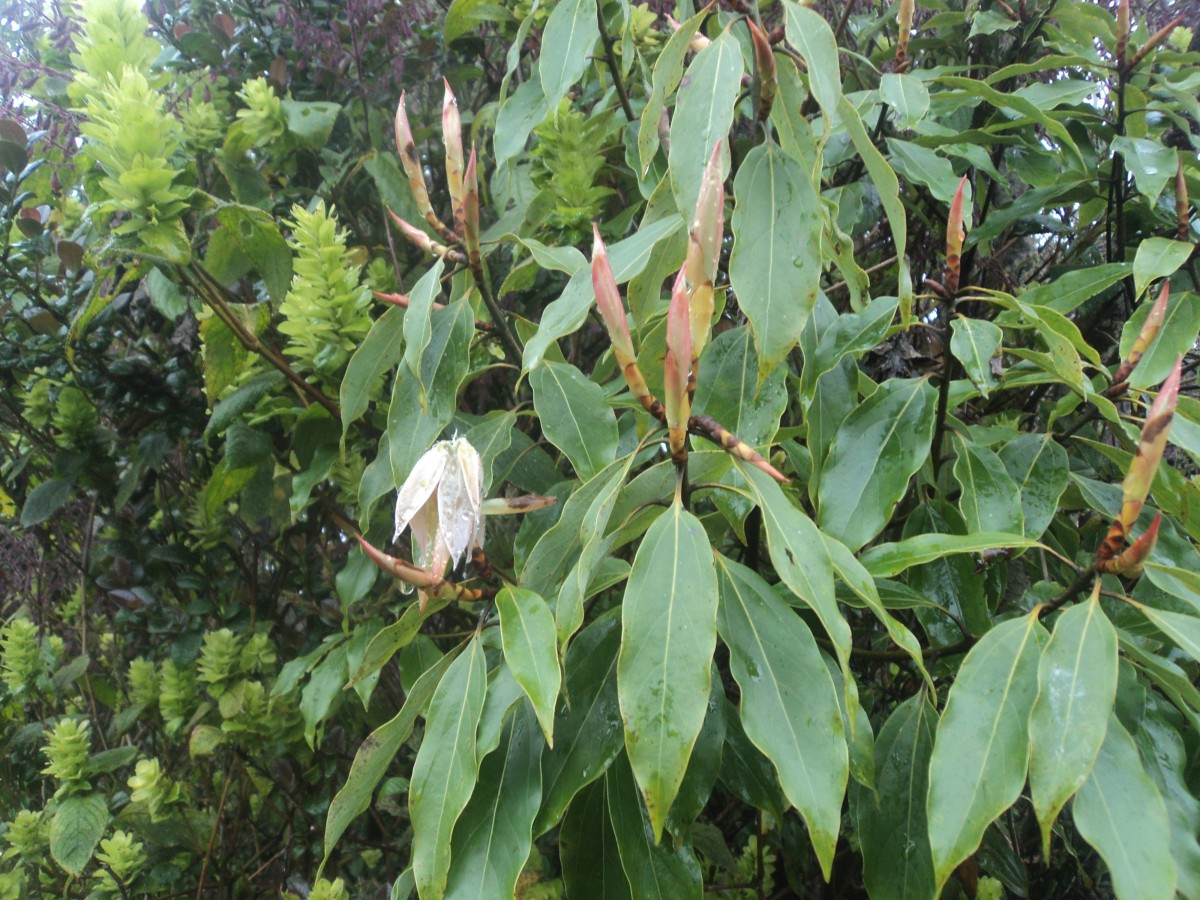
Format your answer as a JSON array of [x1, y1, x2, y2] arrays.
[[927, 614, 1048, 891], [1112, 136, 1176, 204], [49, 794, 108, 876], [716, 556, 847, 878], [1119, 287, 1200, 390], [281, 99, 341, 148], [782, 1, 842, 114], [729, 141, 821, 382], [1029, 597, 1118, 855], [818, 378, 937, 551], [950, 317, 1002, 397], [1133, 237, 1193, 299], [1074, 716, 1177, 900], [497, 587, 561, 746], [410, 638, 488, 899], [402, 259, 446, 394], [879, 73, 930, 128], [618, 501, 719, 842], [952, 435, 1024, 535], [998, 433, 1069, 539], [21, 478, 74, 527], [300, 645, 348, 749], [531, 361, 619, 481]]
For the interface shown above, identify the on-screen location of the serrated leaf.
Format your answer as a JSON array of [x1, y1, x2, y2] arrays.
[[818, 378, 937, 550], [617, 501, 718, 842], [1029, 597, 1118, 855], [410, 638, 488, 899], [531, 361, 618, 481], [1074, 716, 1176, 900], [927, 614, 1047, 891], [496, 587, 561, 746], [853, 694, 938, 900], [729, 141, 821, 382], [49, 794, 108, 876], [716, 555, 847, 878], [950, 317, 1002, 397], [952, 435, 1024, 535]]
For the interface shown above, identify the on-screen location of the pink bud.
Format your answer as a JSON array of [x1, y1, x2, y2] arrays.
[[442, 79, 464, 227], [592, 225, 636, 363], [665, 268, 693, 456]]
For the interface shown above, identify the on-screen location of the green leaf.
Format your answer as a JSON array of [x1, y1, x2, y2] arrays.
[[729, 141, 821, 382], [807, 295, 899, 393], [1138, 606, 1200, 665], [402, 259, 446, 394], [618, 501, 718, 842], [281, 99, 341, 148], [693, 326, 788, 450], [21, 478, 74, 527], [1133, 711, 1200, 899], [927, 614, 1047, 891], [322, 649, 457, 869], [535, 609, 624, 834], [716, 556, 847, 878], [346, 605, 433, 688], [1119, 288, 1200, 390], [1133, 237, 1193, 299], [879, 73, 930, 129], [1113, 136, 1176, 204], [638, 7, 706, 176], [861, 531, 1038, 577], [410, 637, 488, 899], [495, 77, 549, 167], [737, 461, 848, 672], [1074, 716, 1177, 900], [209, 204, 292, 303], [782, 1, 842, 114], [952, 435, 1024, 535], [540, 0, 599, 110], [1028, 597, 1118, 855], [668, 29, 744, 217], [950, 317, 1002, 397], [853, 694, 938, 900], [388, 300, 474, 484], [300, 645, 348, 749], [561, 778, 634, 899], [496, 587, 561, 746], [1023, 263, 1129, 314], [522, 215, 680, 371], [444, 704, 544, 899], [886, 139, 961, 204], [606, 755, 703, 898], [49, 794, 108, 876], [531, 361, 618, 481], [998, 433, 1069, 539], [341, 307, 405, 438], [444, 0, 487, 43], [817, 378, 937, 551]]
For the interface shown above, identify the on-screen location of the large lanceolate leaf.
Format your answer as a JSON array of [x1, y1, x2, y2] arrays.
[[401, 259, 446, 390], [668, 29, 743, 217], [410, 638, 487, 899], [637, 7, 705, 176], [853, 694, 938, 900], [998, 433, 1069, 539], [535, 609, 624, 834], [1028, 596, 1118, 854], [322, 650, 457, 869], [737, 462, 848, 669], [530, 360, 618, 481], [341, 306, 404, 437], [560, 778, 633, 899], [729, 141, 821, 382], [606, 755, 704, 899], [781, 1, 841, 113], [1074, 716, 1177, 900], [539, 0, 598, 110], [1119, 285, 1200, 390], [1134, 711, 1200, 899], [496, 587, 561, 746], [927, 614, 1047, 891], [693, 326, 788, 450], [716, 556, 847, 878], [952, 435, 1024, 535], [388, 300, 474, 485], [444, 704, 543, 900], [617, 500, 719, 842], [817, 378, 937, 551]]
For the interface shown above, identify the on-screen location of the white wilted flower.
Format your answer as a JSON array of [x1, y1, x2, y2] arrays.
[[394, 437, 484, 579]]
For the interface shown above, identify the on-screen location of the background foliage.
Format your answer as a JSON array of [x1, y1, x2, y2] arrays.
[[1, 0, 1199, 897]]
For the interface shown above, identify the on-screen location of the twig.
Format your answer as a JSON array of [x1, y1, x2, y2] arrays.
[[596, 1, 636, 121]]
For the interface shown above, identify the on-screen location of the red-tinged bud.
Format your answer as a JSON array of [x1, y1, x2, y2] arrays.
[[665, 269, 693, 460], [668, 14, 711, 53], [1100, 512, 1162, 577], [945, 175, 968, 296], [896, 0, 914, 71], [1177, 156, 1190, 242], [396, 93, 457, 243], [1115, 0, 1130, 67], [747, 21, 777, 121], [1128, 13, 1184, 70], [463, 146, 481, 272], [357, 534, 439, 589], [1115, 358, 1181, 533], [591, 225, 636, 364], [686, 142, 724, 367], [1109, 281, 1170, 394], [442, 79, 465, 234], [388, 210, 465, 263]]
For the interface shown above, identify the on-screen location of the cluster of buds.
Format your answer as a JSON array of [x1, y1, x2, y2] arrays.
[[1113, 0, 1185, 73], [592, 142, 786, 481], [358, 437, 555, 609], [1095, 359, 1181, 577], [389, 81, 478, 267]]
